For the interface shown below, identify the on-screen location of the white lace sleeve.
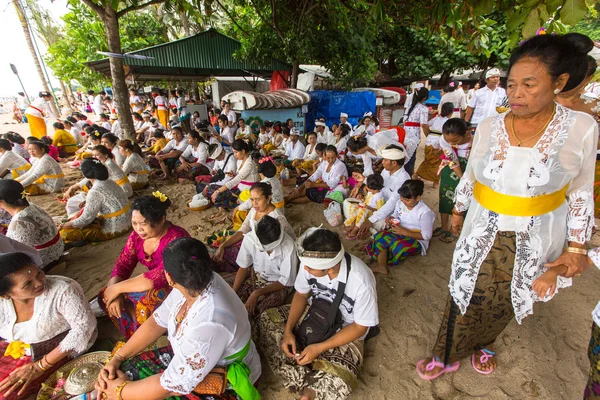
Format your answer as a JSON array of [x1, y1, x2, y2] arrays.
[[18, 158, 45, 187], [566, 122, 597, 244], [7, 219, 37, 248], [452, 127, 481, 212], [56, 280, 97, 354], [70, 189, 102, 228]]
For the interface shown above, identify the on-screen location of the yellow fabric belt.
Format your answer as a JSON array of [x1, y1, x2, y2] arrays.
[[273, 200, 285, 209], [115, 176, 130, 186], [11, 164, 31, 179], [34, 173, 65, 185], [99, 203, 130, 219], [473, 181, 568, 217], [134, 170, 149, 175]]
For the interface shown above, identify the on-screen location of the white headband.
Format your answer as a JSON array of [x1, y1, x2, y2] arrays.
[[486, 68, 500, 79], [244, 227, 284, 253], [363, 111, 373, 118], [380, 146, 405, 160], [340, 113, 348, 118], [315, 121, 326, 127], [296, 227, 345, 270]]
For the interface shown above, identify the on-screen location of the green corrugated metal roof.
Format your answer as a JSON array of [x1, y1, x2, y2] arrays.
[[86, 28, 292, 81]]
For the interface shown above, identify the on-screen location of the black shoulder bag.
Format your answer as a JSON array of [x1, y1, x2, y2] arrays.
[[210, 152, 234, 183], [295, 252, 352, 350]]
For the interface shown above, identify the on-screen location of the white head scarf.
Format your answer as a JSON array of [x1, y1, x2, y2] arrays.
[[296, 227, 345, 270], [244, 226, 285, 254], [486, 68, 500, 79], [380, 146, 405, 160], [315, 121, 326, 127], [340, 112, 348, 118]]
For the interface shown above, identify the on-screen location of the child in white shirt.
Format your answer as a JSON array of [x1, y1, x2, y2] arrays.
[[344, 174, 385, 240], [367, 179, 435, 275]]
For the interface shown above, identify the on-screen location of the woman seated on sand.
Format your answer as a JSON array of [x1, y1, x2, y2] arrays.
[[148, 126, 188, 180], [0, 139, 30, 179], [366, 180, 435, 275], [63, 145, 133, 218], [257, 228, 378, 400], [205, 139, 260, 221], [51, 122, 78, 158], [6, 133, 30, 160], [59, 158, 131, 244], [236, 117, 255, 143], [16, 141, 64, 195], [0, 180, 65, 268], [415, 102, 453, 185], [96, 237, 261, 400], [0, 252, 97, 399], [285, 145, 348, 204], [98, 194, 189, 338], [72, 127, 103, 161], [194, 143, 237, 194], [292, 131, 319, 177], [118, 140, 149, 190], [145, 130, 169, 155], [233, 157, 284, 229], [174, 130, 210, 182], [214, 182, 295, 273], [101, 133, 125, 167], [233, 216, 297, 317], [332, 124, 350, 158]]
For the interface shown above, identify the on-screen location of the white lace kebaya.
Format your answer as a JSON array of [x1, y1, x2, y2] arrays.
[[450, 104, 597, 323], [0, 276, 97, 354]]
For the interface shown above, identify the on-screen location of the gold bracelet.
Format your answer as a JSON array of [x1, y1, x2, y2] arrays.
[[42, 355, 54, 368], [36, 360, 47, 372], [566, 246, 587, 255], [115, 381, 130, 400]]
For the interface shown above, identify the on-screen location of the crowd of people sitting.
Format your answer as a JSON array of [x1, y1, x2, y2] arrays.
[[1, 32, 600, 400]]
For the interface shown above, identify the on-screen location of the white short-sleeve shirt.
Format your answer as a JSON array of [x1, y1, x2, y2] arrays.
[[236, 232, 297, 286]]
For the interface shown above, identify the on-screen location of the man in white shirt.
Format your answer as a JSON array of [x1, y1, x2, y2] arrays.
[[315, 121, 334, 145], [110, 114, 122, 138], [465, 68, 507, 126], [262, 227, 378, 400], [283, 129, 306, 164], [340, 112, 353, 132], [234, 216, 297, 316], [93, 90, 106, 117], [357, 144, 410, 236], [151, 126, 188, 179]]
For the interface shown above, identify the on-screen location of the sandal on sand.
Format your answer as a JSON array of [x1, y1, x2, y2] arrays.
[[471, 348, 496, 375], [432, 227, 445, 237], [439, 231, 458, 243], [416, 357, 460, 381]]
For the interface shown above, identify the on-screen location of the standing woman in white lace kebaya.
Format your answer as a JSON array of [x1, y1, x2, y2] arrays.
[[416, 33, 598, 380]]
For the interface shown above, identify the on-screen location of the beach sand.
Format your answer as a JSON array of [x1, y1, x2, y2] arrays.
[[3, 114, 599, 399]]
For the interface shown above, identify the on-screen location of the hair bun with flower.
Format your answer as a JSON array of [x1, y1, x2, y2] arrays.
[[449, 82, 455, 87], [258, 156, 274, 164], [152, 191, 168, 202]]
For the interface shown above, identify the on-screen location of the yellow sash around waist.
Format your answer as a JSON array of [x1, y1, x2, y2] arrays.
[[11, 164, 31, 179], [115, 176, 130, 186], [99, 203, 130, 220], [134, 170, 149, 175], [473, 181, 568, 217], [273, 200, 285, 209], [34, 173, 65, 185]]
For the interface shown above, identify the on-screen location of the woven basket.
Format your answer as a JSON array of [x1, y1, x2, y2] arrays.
[[37, 351, 111, 400], [188, 203, 211, 212]]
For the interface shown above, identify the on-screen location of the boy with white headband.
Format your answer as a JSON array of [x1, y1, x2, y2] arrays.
[[315, 120, 334, 145], [257, 228, 378, 400], [233, 215, 297, 317]]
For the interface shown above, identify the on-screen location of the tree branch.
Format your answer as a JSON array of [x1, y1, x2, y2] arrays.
[[117, 0, 167, 18], [248, 0, 283, 41], [214, 0, 251, 36], [80, 0, 105, 16]]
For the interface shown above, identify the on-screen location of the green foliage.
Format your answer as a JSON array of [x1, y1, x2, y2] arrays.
[[569, 3, 600, 39], [45, 2, 168, 89]]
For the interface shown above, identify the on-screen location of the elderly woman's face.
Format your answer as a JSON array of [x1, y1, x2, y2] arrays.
[[507, 58, 564, 117], [250, 189, 270, 211], [5, 266, 46, 300], [131, 210, 165, 240]]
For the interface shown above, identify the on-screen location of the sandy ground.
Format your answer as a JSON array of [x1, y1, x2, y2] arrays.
[[3, 113, 600, 399]]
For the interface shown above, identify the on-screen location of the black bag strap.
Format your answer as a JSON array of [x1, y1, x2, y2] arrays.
[[327, 252, 352, 326], [223, 152, 234, 168]]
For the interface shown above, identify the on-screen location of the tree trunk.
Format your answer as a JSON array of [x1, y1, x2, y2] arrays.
[[58, 80, 72, 110], [290, 62, 300, 89], [103, 7, 135, 140], [180, 9, 190, 37], [12, 0, 60, 117]]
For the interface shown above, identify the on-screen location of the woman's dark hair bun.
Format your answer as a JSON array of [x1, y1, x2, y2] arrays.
[[0, 180, 29, 207], [564, 32, 594, 56], [132, 195, 171, 226], [80, 158, 109, 180], [163, 237, 213, 295]]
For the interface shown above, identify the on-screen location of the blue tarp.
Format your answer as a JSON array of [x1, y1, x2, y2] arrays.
[[425, 90, 442, 106], [305, 91, 376, 133]]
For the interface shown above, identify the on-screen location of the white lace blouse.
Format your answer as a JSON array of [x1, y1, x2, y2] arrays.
[[7, 204, 64, 268], [0, 276, 97, 354], [450, 104, 597, 323], [17, 154, 64, 193], [78, 159, 133, 198], [153, 275, 261, 393], [0, 150, 29, 177], [403, 102, 429, 159], [122, 153, 149, 185], [70, 180, 131, 235], [224, 158, 260, 192]]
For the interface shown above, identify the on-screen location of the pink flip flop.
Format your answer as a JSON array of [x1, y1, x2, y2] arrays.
[[471, 348, 496, 375], [416, 357, 460, 381]]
